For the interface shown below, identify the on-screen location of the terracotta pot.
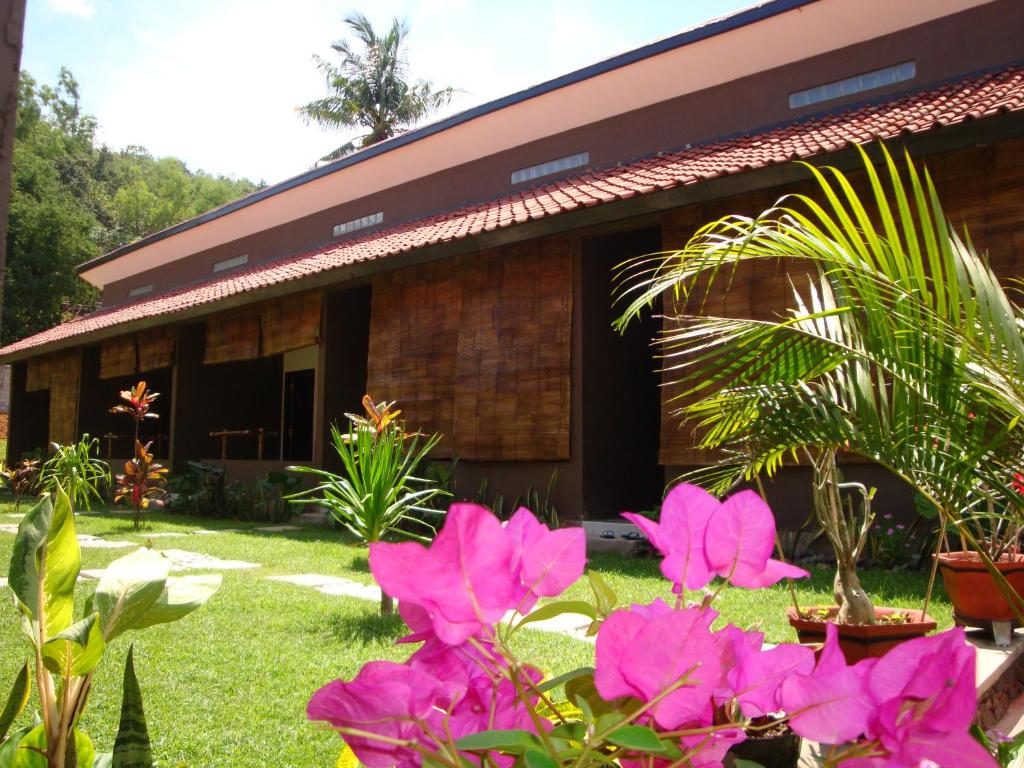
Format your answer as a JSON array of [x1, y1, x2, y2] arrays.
[[726, 727, 801, 768], [937, 551, 1024, 630], [786, 606, 936, 664]]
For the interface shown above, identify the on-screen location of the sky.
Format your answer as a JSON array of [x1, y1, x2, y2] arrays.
[[23, 0, 756, 185]]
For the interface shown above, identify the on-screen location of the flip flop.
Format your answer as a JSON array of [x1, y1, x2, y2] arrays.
[[600, 530, 616, 539], [623, 531, 646, 541]]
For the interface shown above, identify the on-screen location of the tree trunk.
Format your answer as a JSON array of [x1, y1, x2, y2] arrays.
[[834, 561, 875, 625], [380, 591, 394, 615], [0, 0, 26, 332]]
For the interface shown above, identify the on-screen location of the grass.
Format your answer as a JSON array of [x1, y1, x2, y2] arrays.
[[0, 499, 952, 767]]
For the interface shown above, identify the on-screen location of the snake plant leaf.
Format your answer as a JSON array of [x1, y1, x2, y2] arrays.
[[0, 664, 30, 745], [41, 613, 106, 677], [111, 646, 152, 768], [9, 487, 81, 640], [93, 549, 169, 642], [8, 724, 94, 767], [131, 575, 221, 630]]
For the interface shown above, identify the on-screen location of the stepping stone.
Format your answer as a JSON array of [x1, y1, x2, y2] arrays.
[[79, 569, 107, 580], [0, 524, 19, 534], [255, 525, 301, 533], [77, 534, 134, 549], [267, 573, 381, 600], [5, 513, 24, 519], [142, 532, 190, 538], [160, 549, 259, 571], [0, 577, 7, 589], [193, 529, 240, 535]]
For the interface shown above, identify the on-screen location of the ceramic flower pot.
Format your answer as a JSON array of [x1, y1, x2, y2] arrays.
[[937, 551, 1024, 630], [786, 606, 936, 664], [726, 723, 802, 768]]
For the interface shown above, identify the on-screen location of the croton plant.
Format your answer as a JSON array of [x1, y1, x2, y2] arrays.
[[110, 382, 167, 529], [309, 485, 992, 768]]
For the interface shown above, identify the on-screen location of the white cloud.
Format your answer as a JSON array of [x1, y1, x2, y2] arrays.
[[44, 0, 95, 19]]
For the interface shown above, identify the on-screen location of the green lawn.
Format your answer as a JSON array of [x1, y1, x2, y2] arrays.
[[0, 501, 951, 767]]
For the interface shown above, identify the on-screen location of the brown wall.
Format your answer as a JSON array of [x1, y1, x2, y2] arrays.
[[100, 0, 1024, 306]]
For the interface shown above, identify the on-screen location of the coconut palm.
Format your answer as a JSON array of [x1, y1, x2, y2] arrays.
[[616, 143, 1024, 621], [298, 13, 456, 162]]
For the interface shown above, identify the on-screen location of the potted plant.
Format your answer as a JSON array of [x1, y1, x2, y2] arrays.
[[937, 482, 1024, 645], [615, 144, 1023, 658]]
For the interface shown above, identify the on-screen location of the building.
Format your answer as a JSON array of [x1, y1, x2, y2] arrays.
[[1, 0, 1022, 522]]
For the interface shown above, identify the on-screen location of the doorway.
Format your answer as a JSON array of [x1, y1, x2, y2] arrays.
[[283, 368, 315, 461]]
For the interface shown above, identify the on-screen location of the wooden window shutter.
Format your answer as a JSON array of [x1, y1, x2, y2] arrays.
[[99, 335, 138, 379], [260, 291, 322, 357], [452, 238, 573, 461], [366, 260, 461, 454], [138, 326, 176, 372], [204, 309, 260, 364], [48, 350, 81, 446]]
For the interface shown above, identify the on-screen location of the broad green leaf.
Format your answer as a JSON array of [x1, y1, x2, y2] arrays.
[[0, 664, 31, 743], [41, 613, 106, 677], [454, 730, 541, 754], [9, 489, 81, 639], [586, 572, 616, 615], [93, 549, 170, 641], [10, 725, 94, 767], [336, 744, 358, 768], [523, 749, 558, 768], [112, 646, 152, 768], [565, 675, 614, 718], [0, 726, 32, 767], [605, 725, 666, 753], [517, 601, 596, 629], [538, 666, 594, 694], [131, 575, 221, 630], [549, 722, 586, 741]]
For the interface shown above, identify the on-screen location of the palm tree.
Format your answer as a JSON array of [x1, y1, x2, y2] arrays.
[[616, 143, 1024, 621], [297, 13, 456, 162]]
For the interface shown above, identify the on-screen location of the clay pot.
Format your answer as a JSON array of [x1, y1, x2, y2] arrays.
[[937, 551, 1024, 630], [786, 606, 936, 664]]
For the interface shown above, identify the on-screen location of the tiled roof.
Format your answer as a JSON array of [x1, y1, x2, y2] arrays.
[[3, 65, 1024, 360]]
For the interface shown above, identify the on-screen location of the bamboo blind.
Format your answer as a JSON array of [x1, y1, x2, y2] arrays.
[[48, 350, 81, 446], [99, 335, 137, 379], [137, 326, 176, 372], [25, 354, 57, 392], [367, 259, 462, 453], [261, 291, 322, 357], [204, 309, 260, 364], [452, 239, 573, 460]]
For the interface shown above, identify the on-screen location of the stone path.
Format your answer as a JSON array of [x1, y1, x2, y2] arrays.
[[255, 525, 301, 533], [0, 577, 6, 589], [161, 549, 260, 571], [77, 534, 134, 549], [0, 524, 18, 534]]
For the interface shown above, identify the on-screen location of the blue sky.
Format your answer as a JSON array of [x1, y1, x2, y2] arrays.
[[24, 0, 755, 184]]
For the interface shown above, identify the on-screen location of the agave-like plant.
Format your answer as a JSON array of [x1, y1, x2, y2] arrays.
[[41, 434, 111, 512], [616, 143, 1024, 622], [287, 397, 447, 613]]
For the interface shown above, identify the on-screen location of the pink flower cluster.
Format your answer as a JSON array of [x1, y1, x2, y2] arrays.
[[307, 489, 992, 768]]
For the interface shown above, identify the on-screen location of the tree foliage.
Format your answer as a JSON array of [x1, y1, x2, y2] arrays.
[[297, 13, 456, 162], [3, 68, 259, 345]]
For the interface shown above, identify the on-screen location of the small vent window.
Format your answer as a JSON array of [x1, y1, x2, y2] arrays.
[[212, 254, 249, 273], [333, 211, 383, 237], [789, 61, 916, 109], [128, 284, 154, 298], [511, 152, 589, 185]]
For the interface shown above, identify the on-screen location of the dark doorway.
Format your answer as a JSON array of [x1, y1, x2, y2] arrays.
[[283, 369, 315, 461], [321, 284, 372, 473], [581, 226, 663, 520]]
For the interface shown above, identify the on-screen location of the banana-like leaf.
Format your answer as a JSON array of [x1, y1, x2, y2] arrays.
[[41, 613, 106, 678], [9, 487, 81, 641], [93, 550, 169, 642], [7, 724, 94, 767], [112, 646, 152, 768], [0, 726, 32, 766], [131, 575, 221, 630], [0, 664, 30, 744]]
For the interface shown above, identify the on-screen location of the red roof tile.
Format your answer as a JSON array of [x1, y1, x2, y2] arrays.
[[3, 66, 1024, 360]]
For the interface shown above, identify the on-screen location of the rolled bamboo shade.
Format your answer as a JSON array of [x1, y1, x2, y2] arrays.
[[204, 309, 260, 364], [48, 350, 81, 446], [138, 326, 176, 372], [261, 291, 322, 357], [99, 335, 137, 379], [25, 354, 56, 392]]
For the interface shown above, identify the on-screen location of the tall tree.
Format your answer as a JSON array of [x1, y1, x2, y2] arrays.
[[0, 0, 27, 329], [297, 13, 456, 162]]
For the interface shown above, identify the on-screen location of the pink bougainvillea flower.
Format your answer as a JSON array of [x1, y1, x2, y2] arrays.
[[780, 623, 874, 744], [596, 605, 721, 729], [702, 489, 810, 588], [625, 484, 808, 592], [308, 661, 446, 768], [506, 507, 587, 613], [623, 484, 717, 590], [864, 628, 995, 768], [715, 625, 815, 717], [370, 504, 516, 644]]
